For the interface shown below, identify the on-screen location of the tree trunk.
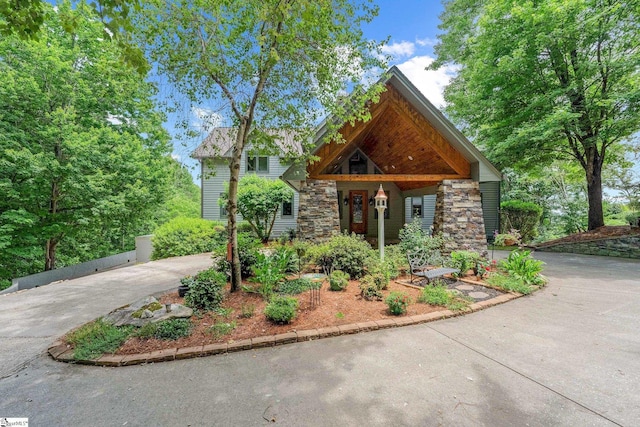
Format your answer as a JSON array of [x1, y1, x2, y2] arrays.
[[585, 152, 605, 230], [228, 124, 248, 292], [45, 238, 58, 271]]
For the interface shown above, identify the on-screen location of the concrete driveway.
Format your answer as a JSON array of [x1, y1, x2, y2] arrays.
[[0, 251, 638, 426]]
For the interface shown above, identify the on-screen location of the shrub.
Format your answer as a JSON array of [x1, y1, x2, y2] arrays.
[[500, 200, 543, 243], [486, 273, 533, 295], [328, 270, 349, 291], [67, 319, 133, 360], [359, 275, 383, 301], [398, 219, 449, 253], [264, 296, 299, 324], [307, 233, 372, 279], [271, 244, 299, 274], [499, 250, 546, 286], [184, 268, 226, 311], [278, 278, 317, 295], [152, 217, 226, 260], [493, 229, 522, 246], [214, 232, 261, 279], [448, 251, 481, 277], [626, 211, 640, 227], [251, 252, 288, 300], [385, 291, 411, 315], [417, 284, 451, 306], [136, 318, 192, 340], [382, 245, 409, 278]]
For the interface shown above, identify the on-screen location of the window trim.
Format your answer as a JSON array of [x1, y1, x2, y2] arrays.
[[281, 196, 294, 218], [220, 193, 228, 217], [411, 196, 423, 218], [247, 155, 269, 173]]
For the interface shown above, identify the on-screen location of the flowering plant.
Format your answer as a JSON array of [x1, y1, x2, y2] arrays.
[[385, 291, 412, 315]]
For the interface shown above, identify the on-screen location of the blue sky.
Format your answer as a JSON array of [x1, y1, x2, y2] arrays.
[[167, 0, 453, 180]]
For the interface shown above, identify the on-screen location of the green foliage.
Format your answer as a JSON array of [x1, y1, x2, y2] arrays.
[[486, 273, 533, 295], [358, 275, 384, 301], [220, 175, 294, 243], [328, 270, 350, 291], [271, 244, 299, 274], [493, 229, 522, 247], [625, 212, 640, 227], [382, 245, 409, 279], [264, 296, 299, 324], [417, 285, 451, 306], [136, 319, 192, 340], [277, 278, 317, 295], [448, 251, 480, 277], [184, 268, 226, 312], [214, 232, 261, 279], [152, 217, 225, 260], [0, 2, 173, 283], [500, 201, 543, 242], [398, 219, 449, 253], [156, 160, 201, 222], [209, 320, 237, 339], [251, 252, 288, 300], [385, 291, 411, 315], [307, 233, 372, 279], [499, 250, 546, 286], [67, 319, 133, 360], [432, 0, 640, 230]]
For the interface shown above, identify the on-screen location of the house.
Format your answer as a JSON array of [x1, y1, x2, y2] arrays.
[[193, 67, 501, 252]]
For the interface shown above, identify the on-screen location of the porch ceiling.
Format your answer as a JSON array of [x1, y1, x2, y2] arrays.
[[308, 84, 471, 191]]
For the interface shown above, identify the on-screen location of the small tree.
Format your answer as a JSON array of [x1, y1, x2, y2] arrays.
[[221, 175, 293, 243]]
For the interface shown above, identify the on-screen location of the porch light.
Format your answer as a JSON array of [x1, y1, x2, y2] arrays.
[[375, 184, 388, 261]]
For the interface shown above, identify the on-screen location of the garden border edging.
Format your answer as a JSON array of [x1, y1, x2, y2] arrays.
[[48, 291, 521, 367]]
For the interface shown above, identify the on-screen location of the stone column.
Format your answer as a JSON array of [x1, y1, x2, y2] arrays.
[[433, 179, 488, 254], [296, 179, 340, 242]]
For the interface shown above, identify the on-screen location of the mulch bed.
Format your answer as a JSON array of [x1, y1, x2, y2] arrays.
[[536, 226, 640, 248]]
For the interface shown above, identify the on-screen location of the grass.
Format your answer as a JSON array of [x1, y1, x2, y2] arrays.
[[486, 273, 533, 295], [209, 320, 237, 339], [277, 278, 318, 295], [417, 285, 472, 312], [67, 319, 134, 360], [135, 318, 193, 340]]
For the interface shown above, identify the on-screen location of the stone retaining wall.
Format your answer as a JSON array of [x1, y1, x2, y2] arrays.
[[296, 179, 340, 241], [433, 179, 488, 254], [537, 236, 640, 259]]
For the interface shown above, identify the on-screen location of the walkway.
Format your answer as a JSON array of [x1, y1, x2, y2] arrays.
[[0, 251, 638, 426]]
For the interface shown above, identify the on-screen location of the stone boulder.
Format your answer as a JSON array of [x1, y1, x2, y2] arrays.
[[103, 296, 193, 327]]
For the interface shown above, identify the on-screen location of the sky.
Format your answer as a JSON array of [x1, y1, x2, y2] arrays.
[[164, 0, 451, 182]]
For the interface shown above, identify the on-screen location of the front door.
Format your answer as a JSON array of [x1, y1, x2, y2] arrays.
[[349, 190, 367, 234]]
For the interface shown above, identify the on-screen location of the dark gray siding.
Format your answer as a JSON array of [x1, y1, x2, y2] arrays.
[[479, 181, 500, 240]]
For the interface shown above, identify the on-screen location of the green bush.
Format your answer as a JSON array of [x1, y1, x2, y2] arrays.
[[359, 275, 384, 301], [136, 319, 192, 340], [485, 273, 533, 295], [278, 278, 318, 295], [214, 232, 261, 279], [264, 295, 299, 324], [328, 270, 349, 291], [67, 319, 133, 360], [417, 284, 451, 306], [500, 200, 543, 243], [398, 219, 449, 253], [499, 250, 546, 286], [307, 233, 372, 279], [448, 250, 481, 277], [152, 217, 226, 260], [184, 268, 226, 311], [385, 291, 411, 315], [625, 211, 640, 227]]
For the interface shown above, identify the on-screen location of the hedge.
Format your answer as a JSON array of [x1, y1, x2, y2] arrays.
[[151, 217, 226, 260], [500, 200, 543, 243]]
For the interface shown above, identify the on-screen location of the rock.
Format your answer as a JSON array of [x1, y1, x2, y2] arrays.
[[103, 296, 193, 327]]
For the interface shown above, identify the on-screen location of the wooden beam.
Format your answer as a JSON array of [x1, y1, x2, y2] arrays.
[[310, 174, 468, 182], [307, 96, 391, 177], [387, 86, 471, 177]]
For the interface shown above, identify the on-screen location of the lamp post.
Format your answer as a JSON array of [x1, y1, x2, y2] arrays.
[[375, 184, 388, 261]]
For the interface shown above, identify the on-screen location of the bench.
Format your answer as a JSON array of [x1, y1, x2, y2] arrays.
[[407, 249, 459, 284]]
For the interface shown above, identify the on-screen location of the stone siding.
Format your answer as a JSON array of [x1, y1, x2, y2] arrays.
[[537, 236, 640, 259], [297, 179, 340, 241], [433, 180, 488, 254]]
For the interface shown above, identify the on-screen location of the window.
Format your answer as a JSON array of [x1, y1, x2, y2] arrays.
[[412, 197, 423, 218], [247, 156, 269, 173], [220, 193, 227, 217], [282, 197, 293, 217], [349, 152, 367, 174]]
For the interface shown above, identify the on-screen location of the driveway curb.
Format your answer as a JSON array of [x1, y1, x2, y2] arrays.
[[48, 291, 522, 367]]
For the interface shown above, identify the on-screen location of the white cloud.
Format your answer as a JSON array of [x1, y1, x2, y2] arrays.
[[381, 41, 415, 59], [191, 107, 223, 132], [415, 37, 437, 47], [397, 55, 458, 108], [171, 153, 181, 161]]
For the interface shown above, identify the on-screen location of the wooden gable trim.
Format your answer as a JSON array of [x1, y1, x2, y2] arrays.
[[311, 174, 465, 182]]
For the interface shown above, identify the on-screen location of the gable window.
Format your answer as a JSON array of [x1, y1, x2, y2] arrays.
[[282, 197, 293, 217], [412, 197, 423, 218], [247, 156, 269, 173], [349, 152, 367, 174], [220, 193, 228, 217]]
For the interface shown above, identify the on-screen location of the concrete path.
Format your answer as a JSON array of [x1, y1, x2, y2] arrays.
[[0, 251, 638, 426]]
